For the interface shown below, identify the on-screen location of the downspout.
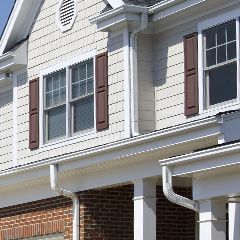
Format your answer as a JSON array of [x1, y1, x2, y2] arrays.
[[129, 11, 149, 137], [50, 165, 79, 240], [162, 165, 199, 212]]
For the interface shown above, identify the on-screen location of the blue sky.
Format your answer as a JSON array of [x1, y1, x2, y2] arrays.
[[0, 0, 15, 36]]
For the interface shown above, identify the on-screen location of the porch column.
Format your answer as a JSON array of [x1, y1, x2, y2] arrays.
[[133, 179, 157, 240], [229, 203, 240, 240], [199, 200, 226, 240]]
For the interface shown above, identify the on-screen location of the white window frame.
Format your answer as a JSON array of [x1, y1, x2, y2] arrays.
[[198, 8, 240, 114], [39, 50, 97, 147]]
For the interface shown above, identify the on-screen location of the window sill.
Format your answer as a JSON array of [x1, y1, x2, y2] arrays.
[[199, 100, 240, 119], [39, 129, 97, 152]]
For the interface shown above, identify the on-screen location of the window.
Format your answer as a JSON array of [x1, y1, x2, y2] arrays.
[[44, 59, 94, 143], [203, 20, 238, 108]]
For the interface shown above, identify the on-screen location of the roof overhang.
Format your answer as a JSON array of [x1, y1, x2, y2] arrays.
[[90, 5, 148, 32], [160, 111, 240, 200], [0, 39, 27, 88], [0, 0, 43, 54], [0, 115, 221, 207]]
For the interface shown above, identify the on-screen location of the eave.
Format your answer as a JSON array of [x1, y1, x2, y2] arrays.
[[0, 115, 221, 207], [90, 5, 148, 32]]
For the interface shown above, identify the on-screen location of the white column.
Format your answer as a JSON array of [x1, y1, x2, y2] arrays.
[[229, 203, 240, 240], [133, 179, 156, 240], [199, 200, 226, 240]]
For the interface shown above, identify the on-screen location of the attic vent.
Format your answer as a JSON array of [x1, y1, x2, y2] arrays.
[[56, 0, 77, 32]]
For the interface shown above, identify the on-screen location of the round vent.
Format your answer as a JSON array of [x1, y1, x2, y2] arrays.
[[56, 0, 77, 32]]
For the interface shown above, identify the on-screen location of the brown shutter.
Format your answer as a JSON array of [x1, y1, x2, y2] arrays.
[[29, 78, 39, 150], [184, 33, 199, 116], [96, 52, 108, 131]]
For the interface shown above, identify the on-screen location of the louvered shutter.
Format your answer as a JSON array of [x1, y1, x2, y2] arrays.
[[96, 52, 108, 131], [29, 78, 39, 150], [184, 33, 199, 116]]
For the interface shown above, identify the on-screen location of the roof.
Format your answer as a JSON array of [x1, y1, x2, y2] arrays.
[[101, 0, 164, 13], [122, 0, 165, 6]]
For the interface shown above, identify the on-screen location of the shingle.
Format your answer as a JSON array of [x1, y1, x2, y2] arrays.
[[101, 0, 164, 13], [122, 0, 165, 7]]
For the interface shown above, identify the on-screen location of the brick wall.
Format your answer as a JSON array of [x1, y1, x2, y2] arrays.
[[157, 186, 195, 240], [0, 185, 195, 240]]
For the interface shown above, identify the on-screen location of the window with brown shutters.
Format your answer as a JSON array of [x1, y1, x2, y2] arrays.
[[184, 33, 199, 116], [96, 52, 108, 131], [29, 78, 39, 150]]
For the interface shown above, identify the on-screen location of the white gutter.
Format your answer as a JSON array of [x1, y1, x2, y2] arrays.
[[50, 164, 79, 240], [149, 0, 185, 14], [162, 165, 199, 212], [129, 11, 149, 137], [0, 116, 218, 177]]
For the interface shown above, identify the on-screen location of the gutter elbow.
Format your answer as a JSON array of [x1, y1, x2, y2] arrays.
[[162, 166, 199, 212]]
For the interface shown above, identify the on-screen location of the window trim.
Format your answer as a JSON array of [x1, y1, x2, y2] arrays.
[[198, 8, 240, 113], [39, 50, 97, 147]]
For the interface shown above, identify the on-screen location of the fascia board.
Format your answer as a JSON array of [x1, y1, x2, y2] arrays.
[[106, 0, 125, 8], [161, 142, 240, 167], [160, 140, 240, 180], [0, 0, 24, 55], [90, 5, 148, 31], [149, 0, 185, 14], [151, 0, 206, 22], [0, 54, 15, 73], [0, 41, 27, 73], [0, 0, 43, 55]]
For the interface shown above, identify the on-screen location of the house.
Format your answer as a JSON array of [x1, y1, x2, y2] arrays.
[[0, 0, 240, 239]]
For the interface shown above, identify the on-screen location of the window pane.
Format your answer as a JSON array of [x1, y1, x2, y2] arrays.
[[60, 72, 66, 87], [53, 75, 60, 90], [79, 64, 86, 80], [209, 62, 237, 105], [217, 25, 226, 45], [71, 60, 93, 99], [206, 29, 216, 49], [72, 83, 79, 98], [217, 45, 226, 63], [206, 48, 216, 67], [87, 78, 94, 93], [53, 90, 60, 105], [87, 61, 93, 78], [80, 80, 86, 96], [73, 95, 94, 133], [72, 68, 78, 83], [46, 77, 52, 92], [46, 92, 52, 108], [227, 42, 236, 60], [47, 106, 66, 141], [60, 88, 66, 102], [227, 21, 236, 42]]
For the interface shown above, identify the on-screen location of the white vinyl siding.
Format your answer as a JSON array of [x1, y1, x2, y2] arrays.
[[0, 89, 13, 169], [14, 0, 125, 167]]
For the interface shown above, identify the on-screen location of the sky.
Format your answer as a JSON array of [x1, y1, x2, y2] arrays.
[[0, 0, 15, 36]]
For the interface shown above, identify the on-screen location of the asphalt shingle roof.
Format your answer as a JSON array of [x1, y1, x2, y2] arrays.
[[101, 0, 165, 13], [122, 0, 165, 6]]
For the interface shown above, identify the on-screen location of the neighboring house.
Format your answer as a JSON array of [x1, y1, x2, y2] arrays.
[[0, 0, 240, 239]]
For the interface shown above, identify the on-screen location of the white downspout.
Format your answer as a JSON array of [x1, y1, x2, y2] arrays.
[[129, 11, 149, 137], [162, 165, 199, 212], [50, 165, 79, 240]]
